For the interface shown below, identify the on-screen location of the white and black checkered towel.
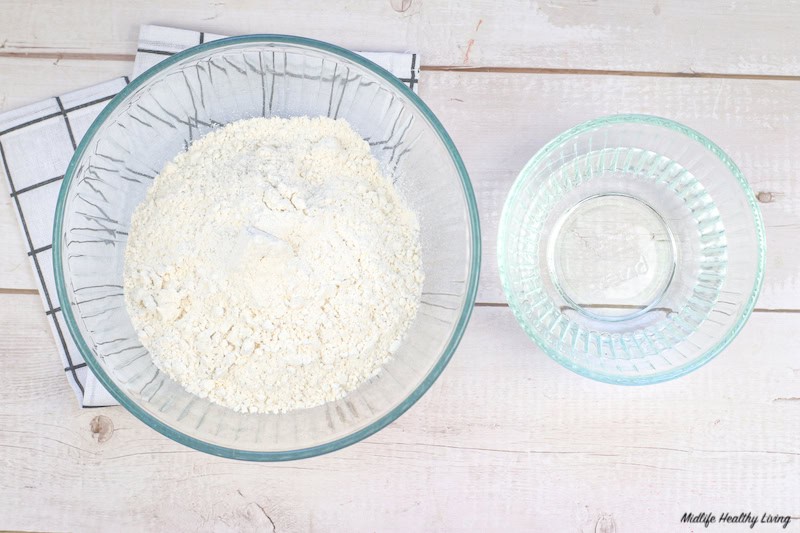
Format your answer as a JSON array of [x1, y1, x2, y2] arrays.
[[0, 24, 420, 407]]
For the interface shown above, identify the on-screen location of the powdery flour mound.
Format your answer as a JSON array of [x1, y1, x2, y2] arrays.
[[124, 116, 423, 413]]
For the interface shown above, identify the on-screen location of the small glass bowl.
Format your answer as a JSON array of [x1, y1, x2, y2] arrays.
[[498, 114, 765, 384]]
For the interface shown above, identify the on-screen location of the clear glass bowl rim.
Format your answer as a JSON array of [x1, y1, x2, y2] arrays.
[[53, 34, 482, 461], [497, 113, 767, 385]]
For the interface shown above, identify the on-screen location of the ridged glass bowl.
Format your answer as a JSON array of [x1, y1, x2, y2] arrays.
[[53, 36, 480, 460], [498, 115, 765, 384]]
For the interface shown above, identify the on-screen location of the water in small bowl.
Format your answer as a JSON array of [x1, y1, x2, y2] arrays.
[[499, 115, 764, 384], [548, 192, 678, 322]]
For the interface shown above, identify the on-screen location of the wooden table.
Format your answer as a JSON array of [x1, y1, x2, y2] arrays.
[[1, 2, 798, 531]]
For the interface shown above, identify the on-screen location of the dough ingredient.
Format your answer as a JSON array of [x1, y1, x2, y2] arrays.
[[124, 116, 423, 413]]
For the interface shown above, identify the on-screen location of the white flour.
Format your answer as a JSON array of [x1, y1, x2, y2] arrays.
[[124, 117, 423, 413]]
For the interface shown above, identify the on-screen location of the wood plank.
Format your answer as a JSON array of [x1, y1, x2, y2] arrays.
[[1, 1, 800, 76], [421, 72, 800, 308], [0, 58, 797, 310], [0, 293, 797, 531], [1, 58, 798, 310], [0, 57, 132, 289], [0, 57, 131, 113]]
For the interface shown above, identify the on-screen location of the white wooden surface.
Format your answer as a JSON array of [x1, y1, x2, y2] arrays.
[[1, 2, 799, 532]]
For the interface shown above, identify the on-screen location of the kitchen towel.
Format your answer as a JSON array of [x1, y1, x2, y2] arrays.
[[0, 24, 420, 407]]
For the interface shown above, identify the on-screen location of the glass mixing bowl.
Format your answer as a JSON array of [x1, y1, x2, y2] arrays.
[[53, 36, 480, 460], [498, 115, 765, 384]]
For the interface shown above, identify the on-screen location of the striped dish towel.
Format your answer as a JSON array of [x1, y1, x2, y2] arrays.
[[0, 24, 420, 407]]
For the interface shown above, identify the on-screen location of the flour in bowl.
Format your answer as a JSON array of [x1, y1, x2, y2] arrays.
[[123, 116, 423, 413]]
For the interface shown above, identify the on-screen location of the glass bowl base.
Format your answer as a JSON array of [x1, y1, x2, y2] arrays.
[[548, 193, 677, 322]]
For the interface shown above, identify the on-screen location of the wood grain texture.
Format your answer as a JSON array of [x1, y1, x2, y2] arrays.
[[0, 293, 797, 532], [420, 72, 799, 308], [0, 57, 132, 289], [1, 58, 797, 308], [2, 1, 800, 76], [1, 4, 799, 531], [0, 57, 131, 113]]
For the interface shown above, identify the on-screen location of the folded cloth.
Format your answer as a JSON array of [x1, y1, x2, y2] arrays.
[[0, 24, 420, 407]]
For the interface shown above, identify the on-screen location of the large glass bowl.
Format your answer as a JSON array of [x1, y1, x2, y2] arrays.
[[53, 36, 480, 460], [498, 115, 765, 384]]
